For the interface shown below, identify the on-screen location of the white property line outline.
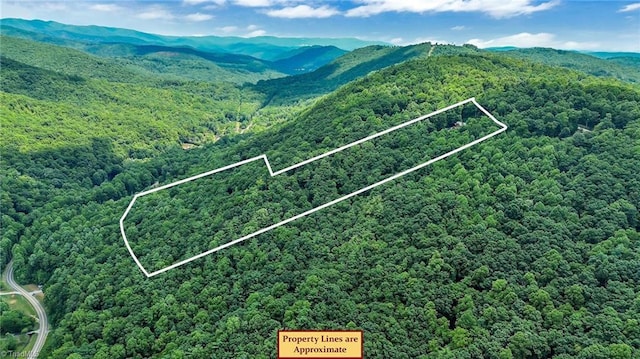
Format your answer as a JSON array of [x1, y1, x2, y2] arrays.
[[120, 97, 507, 277]]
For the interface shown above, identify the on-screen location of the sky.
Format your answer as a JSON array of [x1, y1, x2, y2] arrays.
[[1, 0, 639, 52]]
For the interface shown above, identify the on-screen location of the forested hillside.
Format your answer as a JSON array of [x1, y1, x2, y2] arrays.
[[3, 42, 639, 358], [253, 43, 477, 104], [495, 48, 640, 83], [0, 35, 290, 84], [0, 54, 264, 154], [0, 36, 152, 83], [1, 35, 289, 281]]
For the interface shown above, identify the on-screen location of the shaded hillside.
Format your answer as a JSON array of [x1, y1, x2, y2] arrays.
[[133, 44, 273, 69], [0, 35, 289, 84], [254, 43, 480, 104], [123, 44, 286, 82], [272, 45, 348, 74], [0, 35, 151, 83], [607, 56, 640, 68], [126, 44, 346, 77], [0, 34, 347, 83], [118, 52, 286, 84], [6, 53, 638, 358]]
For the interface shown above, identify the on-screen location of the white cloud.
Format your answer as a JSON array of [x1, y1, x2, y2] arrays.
[[90, 4, 122, 12], [234, 0, 273, 7], [230, 0, 306, 7], [243, 24, 267, 36], [619, 3, 640, 12], [467, 32, 600, 50], [266, 5, 340, 18], [345, 0, 559, 18], [183, 0, 226, 4], [390, 37, 404, 44], [185, 12, 214, 21], [37, 2, 68, 11], [246, 29, 267, 36], [451, 25, 466, 31], [137, 7, 175, 20], [218, 25, 239, 33]]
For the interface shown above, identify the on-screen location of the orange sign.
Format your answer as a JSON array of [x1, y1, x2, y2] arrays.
[[278, 330, 363, 359]]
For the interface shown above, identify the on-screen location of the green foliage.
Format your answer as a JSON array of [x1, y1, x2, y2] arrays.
[[0, 55, 266, 154], [0, 35, 286, 84], [113, 52, 286, 84], [253, 42, 474, 104], [495, 48, 640, 83], [0, 36, 151, 83], [0, 302, 35, 334], [125, 101, 497, 273], [2, 32, 640, 358], [607, 56, 640, 68]]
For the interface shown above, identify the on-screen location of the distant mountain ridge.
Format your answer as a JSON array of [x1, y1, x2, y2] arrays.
[[5, 18, 637, 88], [583, 51, 640, 59], [487, 46, 640, 59], [0, 18, 385, 60], [0, 18, 370, 81], [488, 47, 640, 83]]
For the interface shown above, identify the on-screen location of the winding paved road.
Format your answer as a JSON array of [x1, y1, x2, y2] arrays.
[[4, 261, 48, 359]]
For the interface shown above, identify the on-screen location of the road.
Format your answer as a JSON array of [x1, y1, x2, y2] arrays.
[[4, 261, 48, 359]]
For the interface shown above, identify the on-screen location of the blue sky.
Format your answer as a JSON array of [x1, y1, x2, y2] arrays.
[[2, 0, 639, 51]]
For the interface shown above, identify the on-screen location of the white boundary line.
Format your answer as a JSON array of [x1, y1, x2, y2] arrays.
[[120, 97, 507, 277]]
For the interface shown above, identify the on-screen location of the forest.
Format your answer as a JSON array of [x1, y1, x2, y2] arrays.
[[1, 22, 639, 359]]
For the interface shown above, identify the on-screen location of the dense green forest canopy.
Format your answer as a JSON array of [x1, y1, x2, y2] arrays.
[[0, 56, 262, 155], [123, 100, 501, 274], [1, 29, 639, 358]]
